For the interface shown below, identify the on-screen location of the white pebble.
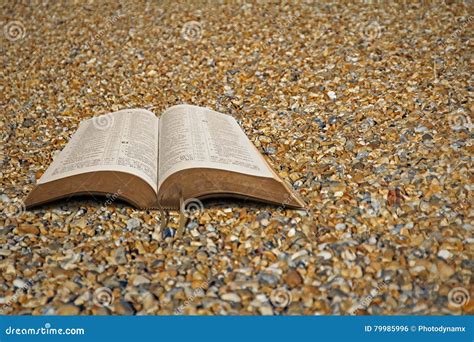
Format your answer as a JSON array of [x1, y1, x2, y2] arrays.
[[317, 251, 332, 260], [13, 279, 27, 288], [221, 293, 241, 303], [437, 249, 452, 260]]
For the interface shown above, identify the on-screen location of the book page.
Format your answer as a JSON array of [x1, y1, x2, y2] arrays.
[[39, 109, 159, 192], [158, 104, 273, 188]]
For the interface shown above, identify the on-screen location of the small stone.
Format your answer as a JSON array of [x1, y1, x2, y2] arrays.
[[264, 146, 276, 154], [290, 250, 308, 261], [327, 91, 337, 100], [162, 227, 175, 239], [437, 261, 455, 281], [187, 221, 198, 230], [288, 228, 296, 237], [350, 265, 363, 278], [258, 306, 274, 315], [17, 224, 40, 235], [73, 218, 88, 229], [133, 275, 150, 286], [317, 251, 332, 260], [342, 250, 356, 261], [0, 249, 11, 256], [258, 272, 279, 286], [114, 300, 135, 315], [422, 133, 433, 141], [126, 218, 141, 230], [437, 249, 452, 260], [284, 270, 303, 288], [56, 304, 80, 315], [221, 293, 241, 303], [13, 279, 27, 288], [74, 292, 91, 305], [114, 246, 127, 265]]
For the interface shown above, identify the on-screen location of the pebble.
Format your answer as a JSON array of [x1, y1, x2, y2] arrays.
[[221, 293, 241, 303], [284, 270, 303, 288], [437, 249, 452, 260], [56, 304, 80, 315], [126, 218, 141, 230], [162, 227, 176, 239], [342, 250, 356, 261], [133, 275, 151, 286], [437, 261, 455, 281], [114, 247, 127, 265], [17, 225, 40, 235], [327, 91, 337, 100], [258, 272, 279, 286], [0, 249, 12, 256], [115, 300, 135, 315], [13, 279, 27, 288], [317, 251, 332, 260]]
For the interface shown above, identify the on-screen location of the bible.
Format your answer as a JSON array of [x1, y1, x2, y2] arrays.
[[24, 105, 305, 210]]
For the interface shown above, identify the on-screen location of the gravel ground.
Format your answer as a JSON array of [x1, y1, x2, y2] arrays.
[[0, 0, 472, 315]]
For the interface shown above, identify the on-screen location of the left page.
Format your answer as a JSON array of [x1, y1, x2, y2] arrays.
[[38, 109, 159, 192]]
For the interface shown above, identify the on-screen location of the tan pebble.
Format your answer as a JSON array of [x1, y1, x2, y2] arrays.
[[17, 225, 40, 235], [437, 261, 455, 281], [0, 249, 11, 256], [133, 275, 150, 286], [56, 304, 80, 315], [350, 266, 363, 278], [258, 306, 274, 315], [221, 293, 241, 303], [73, 218, 88, 229], [284, 270, 303, 288]]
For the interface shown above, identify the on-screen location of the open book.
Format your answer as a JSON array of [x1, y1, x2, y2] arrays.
[[25, 105, 305, 210]]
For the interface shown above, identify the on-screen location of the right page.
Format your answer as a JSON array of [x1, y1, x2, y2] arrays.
[[158, 104, 275, 189]]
